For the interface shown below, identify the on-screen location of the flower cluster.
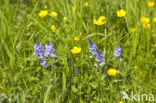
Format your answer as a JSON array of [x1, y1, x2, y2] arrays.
[[114, 42, 123, 61], [88, 38, 105, 67], [34, 41, 56, 67]]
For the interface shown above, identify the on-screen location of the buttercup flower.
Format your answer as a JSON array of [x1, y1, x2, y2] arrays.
[[63, 17, 68, 21], [153, 17, 156, 23], [119, 101, 124, 103], [44, 41, 56, 57], [93, 16, 105, 26], [114, 42, 122, 57], [130, 28, 136, 33], [71, 46, 81, 54], [143, 23, 150, 29], [140, 17, 150, 24], [107, 68, 120, 76], [38, 10, 48, 18], [74, 36, 80, 42], [147, 1, 155, 8], [72, 7, 76, 12], [50, 11, 57, 17], [84, 2, 89, 7], [140, 17, 150, 29], [51, 25, 56, 32], [34, 42, 44, 57], [117, 9, 126, 17]]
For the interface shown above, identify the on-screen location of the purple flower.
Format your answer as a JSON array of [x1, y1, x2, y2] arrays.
[[96, 50, 105, 66], [74, 67, 78, 76], [34, 42, 44, 57], [118, 58, 123, 62], [71, 61, 78, 76], [38, 56, 47, 67], [44, 41, 56, 58], [88, 38, 105, 67], [88, 38, 97, 55], [114, 42, 121, 57], [94, 64, 98, 67]]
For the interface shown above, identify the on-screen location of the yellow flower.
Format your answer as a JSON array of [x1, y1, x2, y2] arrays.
[[50, 11, 57, 17], [107, 68, 120, 76], [117, 9, 126, 17], [147, 1, 155, 8], [152, 17, 156, 23], [38, 10, 48, 18], [74, 36, 80, 42], [84, 2, 89, 7], [130, 28, 136, 33], [72, 7, 76, 12], [142, 23, 150, 29], [71, 46, 81, 54], [63, 17, 68, 21], [119, 101, 124, 103], [51, 25, 56, 32], [93, 16, 105, 26], [140, 17, 150, 24]]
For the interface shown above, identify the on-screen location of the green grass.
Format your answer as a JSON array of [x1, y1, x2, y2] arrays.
[[0, 0, 156, 103]]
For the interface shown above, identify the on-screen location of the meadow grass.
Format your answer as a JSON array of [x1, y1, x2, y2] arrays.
[[0, 0, 156, 103]]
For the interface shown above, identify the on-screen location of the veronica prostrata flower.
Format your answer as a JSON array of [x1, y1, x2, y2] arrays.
[[95, 50, 105, 66], [34, 42, 44, 57], [38, 56, 47, 67], [114, 42, 122, 57], [88, 38, 97, 55], [44, 41, 56, 57]]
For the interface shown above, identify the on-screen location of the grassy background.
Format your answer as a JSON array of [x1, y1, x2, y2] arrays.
[[0, 0, 156, 103]]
